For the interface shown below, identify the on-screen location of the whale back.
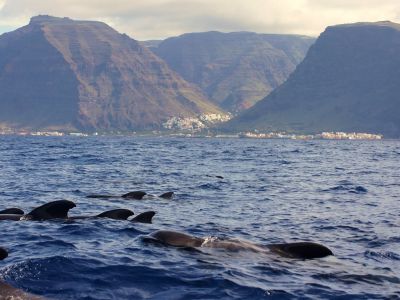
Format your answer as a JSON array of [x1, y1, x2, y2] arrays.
[[121, 191, 147, 200], [86, 194, 113, 199], [96, 209, 134, 220], [159, 192, 174, 199], [0, 280, 45, 299], [268, 242, 333, 259], [149, 230, 204, 247], [0, 208, 24, 215], [0, 214, 23, 221], [24, 200, 76, 221], [131, 211, 156, 223], [0, 247, 8, 260]]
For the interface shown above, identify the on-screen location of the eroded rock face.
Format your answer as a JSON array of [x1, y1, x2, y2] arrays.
[[0, 15, 223, 132], [151, 31, 314, 112], [226, 21, 400, 138]]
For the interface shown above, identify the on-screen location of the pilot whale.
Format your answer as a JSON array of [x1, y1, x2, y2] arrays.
[[0, 207, 25, 215], [0, 281, 45, 300], [145, 230, 333, 259], [87, 191, 174, 200], [0, 246, 8, 260], [0, 248, 45, 299], [0, 200, 156, 223]]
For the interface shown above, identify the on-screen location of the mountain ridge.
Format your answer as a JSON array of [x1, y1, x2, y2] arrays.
[[151, 31, 315, 112], [0, 15, 223, 132], [224, 21, 400, 138]]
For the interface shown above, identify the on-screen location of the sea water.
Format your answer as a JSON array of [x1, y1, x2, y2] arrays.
[[0, 136, 399, 299]]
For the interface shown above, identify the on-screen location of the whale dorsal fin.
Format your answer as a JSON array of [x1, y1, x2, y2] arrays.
[[159, 192, 174, 199], [0, 208, 24, 215], [25, 200, 76, 220], [268, 242, 333, 259], [86, 194, 113, 199], [0, 247, 8, 260], [96, 209, 134, 220], [131, 211, 155, 223], [121, 191, 147, 200]]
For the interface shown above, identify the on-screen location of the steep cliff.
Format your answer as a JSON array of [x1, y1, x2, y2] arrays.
[[0, 16, 223, 131], [225, 21, 400, 137], [152, 31, 314, 112]]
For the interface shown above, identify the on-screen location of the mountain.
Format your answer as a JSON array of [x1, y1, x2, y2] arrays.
[[140, 40, 163, 48], [225, 21, 400, 138], [151, 31, 314, 112], [0, 16, 223, 132]]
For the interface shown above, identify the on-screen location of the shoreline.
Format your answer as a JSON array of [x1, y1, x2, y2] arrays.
[[0, 131, 388, 140]]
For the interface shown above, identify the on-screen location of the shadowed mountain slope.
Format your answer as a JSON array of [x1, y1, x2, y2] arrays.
[[151, 31, 314, 112], [225, 21, 400, 137], [0, 16, 223, 131]]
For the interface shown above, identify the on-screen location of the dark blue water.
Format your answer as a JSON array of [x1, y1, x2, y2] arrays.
[[0, 136, 399, 299]]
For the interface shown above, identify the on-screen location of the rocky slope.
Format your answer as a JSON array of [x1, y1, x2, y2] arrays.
[[151, 31, 314, 112], [0, 16, 223, 131], [225, 21, 400, 138]]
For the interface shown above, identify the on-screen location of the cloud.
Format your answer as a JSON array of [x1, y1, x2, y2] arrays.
[[0, 0, 399, 40]]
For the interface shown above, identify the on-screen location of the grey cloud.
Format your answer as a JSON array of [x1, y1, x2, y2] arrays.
[[0, 0, 399, 40]]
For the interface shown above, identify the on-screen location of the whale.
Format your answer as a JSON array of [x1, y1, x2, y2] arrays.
[[0, 207, 24, 215], [0, 200, 80, 221], [0, 248, 46, 299], [0, 200, 75, 221], [70, 209, 156, 223], [0, 247, 8, 260], [129, 211, 156, 223], [0, 281, 45, 300], [0, 207, 26, 220], [69, 208, 134, 220], [159, 192, 174, 199], [86, 191, 147, 199], [0, 213, 24, 221], [20, 200, 77, 221], [206, 175, 224, 179], [87, 191, 174, 200], [0, 200, 156, 223], [145, 230, 333, 259], [121, 191, 147, 199]]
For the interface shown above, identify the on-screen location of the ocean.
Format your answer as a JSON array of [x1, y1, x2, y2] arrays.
[[0, 136, 399, 299]]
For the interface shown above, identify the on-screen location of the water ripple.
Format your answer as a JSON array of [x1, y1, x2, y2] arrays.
[[0, 137, 399, 299]]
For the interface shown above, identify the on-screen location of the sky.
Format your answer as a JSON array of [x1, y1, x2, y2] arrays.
[[0, 0, 399, 40]]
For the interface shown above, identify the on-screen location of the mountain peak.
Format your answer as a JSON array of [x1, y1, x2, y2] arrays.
[[30, 15, 72, 24], [0, 16, 223, 131], [28, 15, 110, 30], [225, 20, 400, 137], [152, 31, 314, 112], [329, 20, 400, 31]]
